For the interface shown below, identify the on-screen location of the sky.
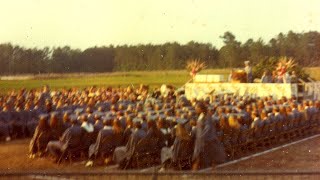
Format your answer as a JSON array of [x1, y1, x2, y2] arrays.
[[0, 0, 319, 49]]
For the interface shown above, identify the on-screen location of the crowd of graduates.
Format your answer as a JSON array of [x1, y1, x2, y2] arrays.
[[0, 85, 319, 170]]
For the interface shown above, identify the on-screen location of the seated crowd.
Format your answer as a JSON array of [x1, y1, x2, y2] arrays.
[[0, 85, 320, 170]]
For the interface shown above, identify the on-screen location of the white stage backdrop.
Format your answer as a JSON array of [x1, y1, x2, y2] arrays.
[[185, 83, 298, 100]]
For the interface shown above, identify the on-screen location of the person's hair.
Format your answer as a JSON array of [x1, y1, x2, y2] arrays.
[[63, 113, 70, 123], [219, 115, 230, 130], [113, 119, 123, 134], [133, 121, 142, 129], [81, 115, 88, 122], [175, 124, 191, 141], [71, 119, 78, 125], [38, 117, 49, 131], [260, 110, 268, 120], [147, 120, 157, 130], [103, 119, 113, 126], [190, 119, 197, 127], [228, 115, 240, 129], [196, 101, 207, 114], [157, 118, 165, 129], [49, 115, 59, 128], [279, 106, 287, 117], [126, 116, 133, 127]]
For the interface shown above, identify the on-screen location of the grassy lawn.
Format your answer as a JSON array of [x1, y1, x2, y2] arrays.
[[0, 68, 318, 94], [0, 71, 191, 93]]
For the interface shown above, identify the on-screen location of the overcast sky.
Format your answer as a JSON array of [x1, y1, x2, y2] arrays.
[[0, 0, 319, 49]]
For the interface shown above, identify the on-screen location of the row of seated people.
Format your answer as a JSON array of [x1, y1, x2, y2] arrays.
[[0, 100, 116, 141], [213, 103, 320, 159], [0, 84, 157, 141], [28, 97, 320, 170]]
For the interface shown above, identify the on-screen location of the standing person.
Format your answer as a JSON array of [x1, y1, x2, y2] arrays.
[[244, 61, 253, 83], [290, 71, 298, 83], [192, 102, 226, 170]]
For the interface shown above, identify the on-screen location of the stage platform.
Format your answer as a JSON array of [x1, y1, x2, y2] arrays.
[[185, 81, 320, 100], [185, 83, 298, 100]]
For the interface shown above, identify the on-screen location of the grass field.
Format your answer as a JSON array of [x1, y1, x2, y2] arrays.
[[0, 68, 319, 94]]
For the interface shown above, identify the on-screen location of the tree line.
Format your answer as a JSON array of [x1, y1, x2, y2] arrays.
[[0, 31, 319, 75]]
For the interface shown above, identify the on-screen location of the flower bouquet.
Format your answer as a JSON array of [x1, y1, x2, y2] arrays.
[[186, 59, 207, 78]]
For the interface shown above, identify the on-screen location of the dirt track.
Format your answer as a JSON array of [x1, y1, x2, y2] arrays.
[[219, 135, 320, 171], [0, 139, 106, 173]]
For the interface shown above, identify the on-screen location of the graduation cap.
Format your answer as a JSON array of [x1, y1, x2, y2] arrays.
[[158, 114, 166, 120], [93, 111, 104, 118], [176, 118, 188, 125], [166, 116, 176, 122], [147, 110, 156, 116], [50, 111, 59, 117], [74, 108, 84, 114], [272, 105, 280, 111], [182, 106, 193, 112], [39, 113, 49, 120], [156, 110, 164, 115], [147, 115, 158, 121], [102, 115, 113, 124], [133, 117, 143, 124], [137, 112, 147, 118], [69, 114, 78, 122], [63, 110, 72, 115]]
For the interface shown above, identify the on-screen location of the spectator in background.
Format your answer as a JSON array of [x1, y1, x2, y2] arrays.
[[290, 71, 298, 83], [244, 61, 253, 83], [261, 70, 273, 83]]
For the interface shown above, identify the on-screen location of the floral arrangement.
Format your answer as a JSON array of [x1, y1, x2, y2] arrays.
[[186, 59, 207, 78], [276, 57, 297, 78]]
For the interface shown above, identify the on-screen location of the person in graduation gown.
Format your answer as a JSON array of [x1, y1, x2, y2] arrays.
[[92, 113, 104, 141], [131, 116, 165, 168], [171, 118, 194, 170], [192, 102, 226, 170], [113, 117, 146, 169], [29, 114, 51, 158], [0, 108, 11, 141], [86, 116, 115, 167], [49, 112, 64, 141], [62, 111, 72, 132], [122, 116, 134, 146], [46, 116, 82, 161], [80, 114, 95, 150]]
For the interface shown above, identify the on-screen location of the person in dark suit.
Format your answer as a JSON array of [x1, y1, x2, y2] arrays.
[[46, 116, 82, 161], [192, 102, 226, 170]]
